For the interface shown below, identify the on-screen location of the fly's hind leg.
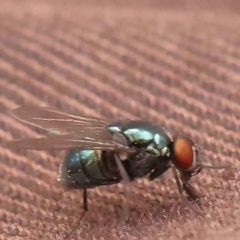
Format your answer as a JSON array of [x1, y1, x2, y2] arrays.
[[64, 188, 88, 240]]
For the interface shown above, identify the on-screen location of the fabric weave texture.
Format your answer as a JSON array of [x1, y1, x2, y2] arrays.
[[0, 1, 240, 240]]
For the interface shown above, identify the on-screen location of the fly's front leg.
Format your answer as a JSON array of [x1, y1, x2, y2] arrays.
[[181, 172, 202, 200], [182, 182, 201, 199], [171, 167, 203, 216]]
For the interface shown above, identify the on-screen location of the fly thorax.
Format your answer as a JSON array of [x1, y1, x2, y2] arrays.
[[146, 133, 171, 157]]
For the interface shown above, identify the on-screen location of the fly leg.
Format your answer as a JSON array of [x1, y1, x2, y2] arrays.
[[171, 167, 203, 216], [180, 170, 202, 200], [64, 188, 88, 240], [182, 182, 201, 199], [114, 153, 131, 222]]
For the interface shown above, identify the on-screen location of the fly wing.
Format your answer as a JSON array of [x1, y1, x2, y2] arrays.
[[4, 106, 133, 152], [4, 133, 120, 150], [10, 106, 109, 135]]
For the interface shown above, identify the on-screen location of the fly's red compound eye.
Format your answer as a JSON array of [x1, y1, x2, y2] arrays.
[[173, 137, 197, 171]]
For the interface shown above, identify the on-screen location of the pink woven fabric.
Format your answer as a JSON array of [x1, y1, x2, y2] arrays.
[[1, 1, 240, 239]]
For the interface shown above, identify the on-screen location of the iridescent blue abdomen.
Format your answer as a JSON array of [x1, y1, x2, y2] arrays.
[[59, 149, 121, 188]]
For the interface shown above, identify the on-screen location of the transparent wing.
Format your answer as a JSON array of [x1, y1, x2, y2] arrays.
[[4, 133, 120, 150], [10, 106, 110, 135], [4, 106, 134, 151]]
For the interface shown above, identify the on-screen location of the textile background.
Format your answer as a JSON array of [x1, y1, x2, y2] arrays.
[[1, 1, 240, 239]]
